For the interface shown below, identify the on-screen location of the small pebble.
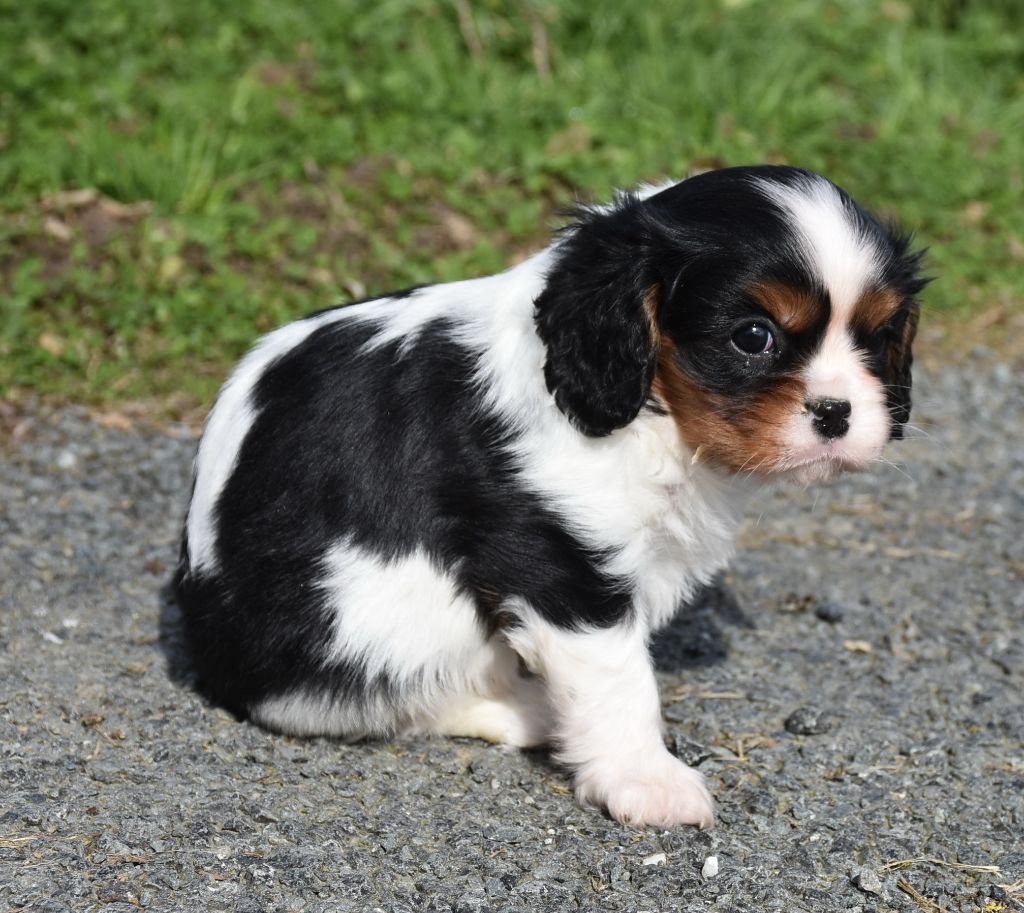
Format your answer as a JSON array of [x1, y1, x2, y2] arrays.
[[814, 601, 845, 623], [851, 866, 882, 895], [784, 707, 834, 735], [701, 856, 719, 878], [670, 734, 713, 767], [642, 852, 666, 867]]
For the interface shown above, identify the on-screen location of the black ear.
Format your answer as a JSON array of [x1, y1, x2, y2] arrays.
[[534, 199, 661, 437], [882, 240, 929, 441], [884, 297, 921, 440]]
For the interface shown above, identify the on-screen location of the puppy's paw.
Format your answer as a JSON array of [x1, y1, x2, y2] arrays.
[[575, 752, 715, 829]]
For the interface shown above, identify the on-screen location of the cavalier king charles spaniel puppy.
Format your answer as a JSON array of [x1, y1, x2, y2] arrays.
[[175, 165, 925, 829]]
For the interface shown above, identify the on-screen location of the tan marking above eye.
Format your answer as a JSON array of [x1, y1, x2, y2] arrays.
[[749, 282, 821, 334], [852, 287, 902, 334]]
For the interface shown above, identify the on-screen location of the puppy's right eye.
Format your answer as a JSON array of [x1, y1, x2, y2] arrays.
[[732, 322, 775, 355]]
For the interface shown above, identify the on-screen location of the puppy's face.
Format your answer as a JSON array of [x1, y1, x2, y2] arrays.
[[652, 261, 914, 483], [536, 166, 926, 481]]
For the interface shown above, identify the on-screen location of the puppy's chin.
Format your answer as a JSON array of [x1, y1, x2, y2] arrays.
[[776, 455, 870, 486]]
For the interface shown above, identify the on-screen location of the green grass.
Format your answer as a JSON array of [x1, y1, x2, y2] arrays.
[[1, 0, 1022, 411]]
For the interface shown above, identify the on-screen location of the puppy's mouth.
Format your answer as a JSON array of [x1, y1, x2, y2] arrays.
[[775, 449, 874, 483]]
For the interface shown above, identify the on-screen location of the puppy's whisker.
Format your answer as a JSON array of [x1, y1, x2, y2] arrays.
[[899, 422, 950, 453], [870, 456, 915, 483]]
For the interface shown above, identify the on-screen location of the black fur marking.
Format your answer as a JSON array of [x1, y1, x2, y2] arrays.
[[175, 318, 629, 717], [534, 196, 661, 437], [875, 235, 929, 440]]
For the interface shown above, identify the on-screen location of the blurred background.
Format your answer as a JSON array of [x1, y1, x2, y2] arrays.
[[1, 0, 1022, 417]]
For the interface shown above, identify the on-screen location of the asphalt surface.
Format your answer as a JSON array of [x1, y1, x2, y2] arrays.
[[1, 351, 1022, 913]]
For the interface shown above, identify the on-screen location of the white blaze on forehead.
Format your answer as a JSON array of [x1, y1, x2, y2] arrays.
[[755, 175, 881, 318]]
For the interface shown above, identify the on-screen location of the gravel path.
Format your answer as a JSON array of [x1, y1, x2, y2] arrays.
[[2, 354, 1022, 913]]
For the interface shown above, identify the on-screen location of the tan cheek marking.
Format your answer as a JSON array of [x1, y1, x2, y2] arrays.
[[652, 339, 806, 476], [751, 281, 821, 334], [852, 287, 902, 334]]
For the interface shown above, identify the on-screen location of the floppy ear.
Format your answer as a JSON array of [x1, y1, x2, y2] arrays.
[[882, 239, 928, 441], [884, 296, 921, 440], [534, 203, 661, 437]]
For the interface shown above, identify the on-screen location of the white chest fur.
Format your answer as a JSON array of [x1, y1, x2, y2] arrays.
[[435, 252, 748, 634]]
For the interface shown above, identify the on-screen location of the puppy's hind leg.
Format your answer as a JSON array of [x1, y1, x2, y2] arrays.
[[410, 640, 554, 748]]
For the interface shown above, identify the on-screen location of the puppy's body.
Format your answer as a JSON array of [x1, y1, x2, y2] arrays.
[[176, 166, 924, 828]]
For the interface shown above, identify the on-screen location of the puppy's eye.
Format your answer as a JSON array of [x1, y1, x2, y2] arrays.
[[732, 322, 775, 355]]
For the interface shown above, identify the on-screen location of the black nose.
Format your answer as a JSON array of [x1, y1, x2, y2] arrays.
[[807, 398, 851, 440]]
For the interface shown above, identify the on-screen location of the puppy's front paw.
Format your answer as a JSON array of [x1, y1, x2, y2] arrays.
[[575, 752, 715, 829]]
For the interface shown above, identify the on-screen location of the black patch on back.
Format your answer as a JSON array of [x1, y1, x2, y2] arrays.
[[175, 317, 629, 716]]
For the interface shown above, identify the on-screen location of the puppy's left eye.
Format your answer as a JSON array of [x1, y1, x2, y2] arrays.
[[732, 322, 775, 355]]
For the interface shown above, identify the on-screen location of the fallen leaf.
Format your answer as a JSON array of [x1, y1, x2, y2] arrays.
[[158, 254, 186, 283], [962, 201, 990, 225], [440, 210, 479, 247], [99, 198, 152, 221], [545, 122, 591, 156], [1007, 235, 1024, 262], [38, 332, 66, 357], [93, 411, 133, 431], [43, 217, 72, 242], [43, 188, 98, 209]]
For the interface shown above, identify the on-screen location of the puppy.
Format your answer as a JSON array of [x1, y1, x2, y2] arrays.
[[174, 165, 925, 828]]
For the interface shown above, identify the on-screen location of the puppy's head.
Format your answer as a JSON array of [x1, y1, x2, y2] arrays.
[[535, 166, 927, 482]]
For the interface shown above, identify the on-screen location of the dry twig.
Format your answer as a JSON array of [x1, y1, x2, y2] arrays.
[[897, 878, 948, 913], [884, 857, 1001, 876], [453, 0, 484, 60]]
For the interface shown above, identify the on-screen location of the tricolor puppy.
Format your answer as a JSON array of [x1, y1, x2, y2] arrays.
[[175, 165, 925, 828]]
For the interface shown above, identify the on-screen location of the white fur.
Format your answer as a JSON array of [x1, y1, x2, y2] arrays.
[[252, 687, 395, 739], [261, 538, 553, 743], [416, 678, 553, 748], [443, 252, 747, 632], [755, 174, 881, 316], [506, 607, 714, 828], [254, 595, 550, 744], [634, 178, 677, 201], [320, 537, 486, 685], [772, 322, 891, 481]]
